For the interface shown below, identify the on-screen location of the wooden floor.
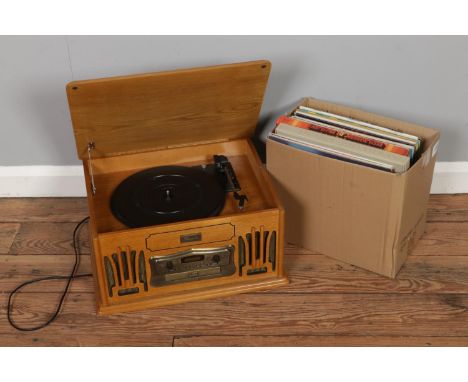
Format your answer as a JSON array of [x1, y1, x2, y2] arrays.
[[1, 194, 468, 346]]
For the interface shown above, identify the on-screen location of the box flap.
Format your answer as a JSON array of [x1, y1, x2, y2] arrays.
[[66, 60, 271, 159]]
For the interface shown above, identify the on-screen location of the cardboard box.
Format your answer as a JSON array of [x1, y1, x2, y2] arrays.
[[266, 97, 440, 278]]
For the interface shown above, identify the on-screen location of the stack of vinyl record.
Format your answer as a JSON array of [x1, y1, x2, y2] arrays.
[[269, 106, 422, 173]]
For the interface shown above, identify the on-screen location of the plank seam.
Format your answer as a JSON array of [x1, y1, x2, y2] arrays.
[[173, 334, 468, 339], [8, 291, 468, 296], [5, 224, 20, 254]]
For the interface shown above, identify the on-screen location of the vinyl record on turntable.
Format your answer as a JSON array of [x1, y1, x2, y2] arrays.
[[111, 165, 226, 228]]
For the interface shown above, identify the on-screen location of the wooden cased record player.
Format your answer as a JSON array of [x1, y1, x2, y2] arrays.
[[66, 60, 288, 315]]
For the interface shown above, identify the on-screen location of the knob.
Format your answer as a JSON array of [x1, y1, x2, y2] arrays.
[[212, 255, 220, 264]]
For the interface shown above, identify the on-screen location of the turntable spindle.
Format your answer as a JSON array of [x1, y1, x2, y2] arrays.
[[164, 188, 174, 202]]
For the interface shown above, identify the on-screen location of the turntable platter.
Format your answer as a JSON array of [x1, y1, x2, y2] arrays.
[[111, 165, 225, 228]]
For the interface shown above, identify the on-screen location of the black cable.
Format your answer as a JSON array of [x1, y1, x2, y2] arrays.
[[7, 216, 92, 331]]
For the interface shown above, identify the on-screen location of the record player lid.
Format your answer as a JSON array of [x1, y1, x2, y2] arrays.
[[66, 60, 271, 159]]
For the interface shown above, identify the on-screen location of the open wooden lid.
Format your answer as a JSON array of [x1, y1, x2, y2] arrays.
[[66, 60, 271, 159]]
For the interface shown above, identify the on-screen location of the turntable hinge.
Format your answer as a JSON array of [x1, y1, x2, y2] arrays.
[[87, 142, 97, 195]]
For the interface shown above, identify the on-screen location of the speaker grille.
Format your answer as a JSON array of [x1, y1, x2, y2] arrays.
[[103, 248, 148, 298], [238, 228, 276, 276]]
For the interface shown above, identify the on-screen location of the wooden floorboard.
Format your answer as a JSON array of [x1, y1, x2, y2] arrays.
[[173, 335, 468, 347], [0, 333, 173, 347], [0, 198, 88, 223], [1, 194, 468, 346], [5, 221, 467, 257], [0, 223, 20, 253], [3, 254, 468, 295], [8, 222, 90, 255], [412, 222, 468, 256], [0, 194, 465, 225], [427, 194, 468, 222], [4, 292, 468, 338]]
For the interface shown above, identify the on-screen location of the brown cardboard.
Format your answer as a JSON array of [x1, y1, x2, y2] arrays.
[[266, 97, 440, 278]]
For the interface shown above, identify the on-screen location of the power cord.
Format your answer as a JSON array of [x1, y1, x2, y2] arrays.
[[7, 216, 92, 331]]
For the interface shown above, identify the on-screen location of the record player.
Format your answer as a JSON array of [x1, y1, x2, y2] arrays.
[[66, 60, 288, 315]]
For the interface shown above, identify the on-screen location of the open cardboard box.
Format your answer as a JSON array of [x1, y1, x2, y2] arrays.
[[266, 97, 440, 278]]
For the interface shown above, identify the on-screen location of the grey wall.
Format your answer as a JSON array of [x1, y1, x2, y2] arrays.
[[0, 36, 466, 165]]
